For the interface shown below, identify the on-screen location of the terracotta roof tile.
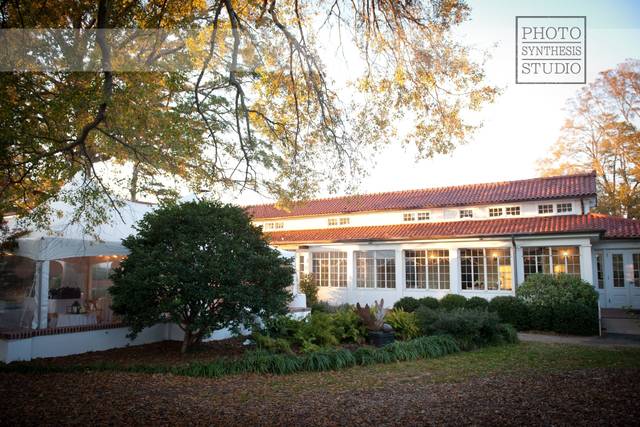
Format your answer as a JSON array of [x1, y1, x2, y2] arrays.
[[265, 214, 640, 244], [247, 172, 597, 219]]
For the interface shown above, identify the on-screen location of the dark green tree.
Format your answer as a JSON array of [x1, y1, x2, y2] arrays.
[[109, 200, 293, 353]]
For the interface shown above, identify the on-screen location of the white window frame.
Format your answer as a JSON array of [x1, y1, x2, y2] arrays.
[[459, 248, 512, 291], [538, 204, 553, 214], [403, 213, 416, 222], [355, 250, 396, 289], [459, 209, 473, 219], [312, 251, 347, 287], [505, 206, 520, 216], [404, 249, 450, 290], [556, 203, 573, 213], [523, 246, 581, 279], [339, 217, 350, 225], [417, 212, 430, 221], [328, 218, 338, 226], [489, 207, 503, 217]]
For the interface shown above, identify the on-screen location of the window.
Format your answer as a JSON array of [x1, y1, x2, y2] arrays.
[[556, 203, 573, 213], [633, 253, 640, 288], [355, 250, 396, 289], [489, 207, 503, 217], [298, 255, 305, 281], [264, 223, 274, 230], [328, 218, 338, 226], [273, 222, 284, 230], [339, 218, 350, 225], [523, 247, 581, 279], [505, 206, 520, 216], [404, 250, 449, 289], [312, 252, 347, 287], [460, 248, 512, 291], [612, 254, 625, 288], [459, 209, 473, 219], [538, 204, 553, 214], [595, 253, 604, 289], [417, 212, 430, 221], [403, 213, 416, 222]]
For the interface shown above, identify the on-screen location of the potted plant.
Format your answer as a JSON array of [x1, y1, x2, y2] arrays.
[[356, 299, 395, 347]]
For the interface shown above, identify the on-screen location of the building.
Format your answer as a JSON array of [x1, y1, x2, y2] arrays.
[[247, 172, 640, 309]]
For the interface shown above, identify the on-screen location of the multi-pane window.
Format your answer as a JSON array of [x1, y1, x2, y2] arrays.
[[633, 253, 640, 288], [274, 222, 284, 229], [523, 247, 581, 279], [403, 213, 416, 222], [298, 255, 305, 281], [404, 250, 450, 289], [556, 203, 573, 213], [355, 250, 396, 289], [328, 218, 338, 226], [489, 208, 503, 217], [551, 247, 581, 276], [460, 248, 512, 291], [538, 204, 553, 214], [505, 206, 520, 216], [417, 212, 430, 221], [612, 254, 625, 288], [312, 252, 347, 287], [339, 218, 350, 225], [595, 253, 604, 289], [460, 209, 473, 219]]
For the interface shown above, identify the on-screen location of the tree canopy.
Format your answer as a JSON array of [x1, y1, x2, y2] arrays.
[[109, 200, 293, 353], [538, 59, 640, 218], [1, 0, 496, 230]]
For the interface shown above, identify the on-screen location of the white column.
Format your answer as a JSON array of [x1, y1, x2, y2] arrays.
[[515, 245, 525, 287], [579, 244, 594, 285], [346, 247, 355, 305], [449, 249, 460, 295], [33, 260, 50, 329], [395, 247, 404, 303]]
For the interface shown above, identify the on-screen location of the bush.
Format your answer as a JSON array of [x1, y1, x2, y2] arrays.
[[418, 297, 440, 310], [262, 315, 301, 339], [299, 274, 319, 307], [331, 307, 366, 344], [439, 294, 467, 311], [293, 312, 338, 352], [488, 296, 531, 330], [517, 273, 599, 307], [310, 301, 330, 313], [517, 274, 598, 335], [252, 333, 294, 355], [393, 297, 420, 312], [415, 307, 509, 350], [465, 296, 489, 311], [384, 309, 420, 340]]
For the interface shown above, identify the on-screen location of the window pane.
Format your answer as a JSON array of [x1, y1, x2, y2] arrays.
[[404, 250, 426, 289], [523, 247, 551, 278], [595, 254, 604, 289], [505, 206, 520, 216], [612, 254, 625, 288], [313, 252, 346, 287], [633, 254, 640, 288], [538, 204, 553, 214], [460, 249, 485, 290], [552, 247, 581, 277]]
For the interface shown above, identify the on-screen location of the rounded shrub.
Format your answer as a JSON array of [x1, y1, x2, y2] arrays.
[[439, 294, 467, 311], [465, 296, 489, 311], [488, 296, 531, 331], [418, 296, 440, 310], [393, 297, 421, 312], [553, 302, 599, 335]]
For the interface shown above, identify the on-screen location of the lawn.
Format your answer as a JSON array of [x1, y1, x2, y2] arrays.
[[2, 341, 639, 426]]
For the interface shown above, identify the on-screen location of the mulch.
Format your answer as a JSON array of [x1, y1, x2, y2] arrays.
[[1, 367, 638, 426], [27, 338, 248, 368]]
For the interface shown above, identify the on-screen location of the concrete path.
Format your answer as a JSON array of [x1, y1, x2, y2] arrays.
[[518, 332, 640, 348]]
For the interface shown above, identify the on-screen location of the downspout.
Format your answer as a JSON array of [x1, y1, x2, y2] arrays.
[[511, 234, 518, 290]]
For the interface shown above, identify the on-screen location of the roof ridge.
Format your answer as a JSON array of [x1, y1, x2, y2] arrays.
[[245, 171, 597, 209]]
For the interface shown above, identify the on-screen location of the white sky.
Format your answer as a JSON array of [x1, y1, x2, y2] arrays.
[[227, 0, 640, 206]]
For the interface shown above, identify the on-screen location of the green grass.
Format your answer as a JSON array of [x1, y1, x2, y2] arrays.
[[279, 341, 640, 393]]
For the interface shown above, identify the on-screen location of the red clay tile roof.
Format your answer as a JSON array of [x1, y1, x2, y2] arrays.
[[247, 173, 597, 219], [265, 214, 640, 244]]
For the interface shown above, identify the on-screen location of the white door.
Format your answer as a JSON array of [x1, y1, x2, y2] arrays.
[[604, 251, 640, 308]]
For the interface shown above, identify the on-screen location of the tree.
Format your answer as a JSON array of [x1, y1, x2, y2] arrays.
[[538, 59, 640, 218], [109, 200, 293, 353], [1, 1, 496, 230]]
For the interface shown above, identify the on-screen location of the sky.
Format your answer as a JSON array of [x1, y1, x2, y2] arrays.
[[231, 0, 640, 206]]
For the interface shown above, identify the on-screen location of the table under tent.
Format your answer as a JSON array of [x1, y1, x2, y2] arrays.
[[0, 201, 154, 332]]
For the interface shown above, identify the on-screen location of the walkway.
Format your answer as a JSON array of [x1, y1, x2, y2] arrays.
[[518, 332, 640, 348]]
